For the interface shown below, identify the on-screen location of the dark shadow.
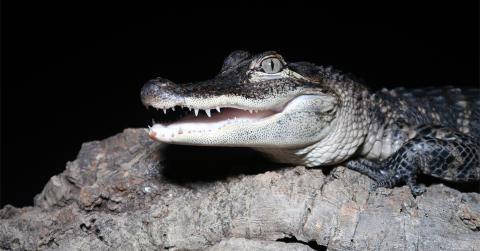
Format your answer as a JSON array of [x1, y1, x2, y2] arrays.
[[276, 236, 327, 251], [318, 165, 336, 176], [159, 145, 480, 194], [160, 144, 287, 184], [418, 174, 480, 193]]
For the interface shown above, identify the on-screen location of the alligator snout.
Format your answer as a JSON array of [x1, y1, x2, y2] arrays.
[[140, 77, 182, 108]]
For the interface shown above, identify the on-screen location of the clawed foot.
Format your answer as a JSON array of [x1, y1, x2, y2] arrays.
[[369, 180, 426, 196], [369, 181, 390, 193], [345, 157, 429, 196], [408, 183, 426, 196]]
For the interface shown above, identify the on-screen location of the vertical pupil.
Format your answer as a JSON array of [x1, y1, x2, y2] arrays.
[[270, 60, 274, 71]]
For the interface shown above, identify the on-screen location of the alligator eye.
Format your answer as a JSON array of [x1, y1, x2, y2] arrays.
[[260, 57, 283, 74]]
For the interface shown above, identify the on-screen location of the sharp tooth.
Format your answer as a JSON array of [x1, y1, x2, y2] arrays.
[[189, 107, 192, 111], [216, 107, 221, 113], [254, 110, 258, 113], [151, 118, 156, 125], [171, 107, 175, 111], [205, 109, 211, 117], [194, 109, 199, 116], [163, 108, 167, 114], [248, 110, 253, 114]]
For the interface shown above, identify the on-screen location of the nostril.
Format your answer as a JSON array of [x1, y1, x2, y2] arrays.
[[142, 80, 159, 92], [140, 81, 159, 105], [140, 77, 181, 107], [152, 77, 174, 86], [142, 78, 174, 92]]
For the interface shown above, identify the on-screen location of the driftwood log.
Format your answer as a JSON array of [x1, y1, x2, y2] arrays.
[[1, 129, 479, 250]]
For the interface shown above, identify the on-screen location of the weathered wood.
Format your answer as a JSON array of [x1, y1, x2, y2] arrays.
[[1, 129, 479, 250]]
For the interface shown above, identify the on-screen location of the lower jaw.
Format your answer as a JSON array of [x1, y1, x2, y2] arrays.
[[147, 106, 281, 142], [148, 117, 258, 142]]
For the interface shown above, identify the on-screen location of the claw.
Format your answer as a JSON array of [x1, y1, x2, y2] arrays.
[[408, 183, 426, 196]]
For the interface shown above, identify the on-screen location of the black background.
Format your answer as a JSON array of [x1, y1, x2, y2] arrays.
[[1, 2, 478, 207]]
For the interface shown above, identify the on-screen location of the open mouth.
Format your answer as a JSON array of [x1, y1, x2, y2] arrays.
[[146, 104, 280, 141], [144, 94, 328, 142]]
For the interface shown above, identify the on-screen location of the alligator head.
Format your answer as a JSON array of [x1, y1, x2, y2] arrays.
[[141, 50, 369, 166]]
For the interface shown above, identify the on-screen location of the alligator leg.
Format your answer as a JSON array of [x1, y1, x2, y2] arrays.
[[346, 126, 479, 195], [372, 167, 425, 196], [345, 158, 412, 193], [345, 158, 386, 181]]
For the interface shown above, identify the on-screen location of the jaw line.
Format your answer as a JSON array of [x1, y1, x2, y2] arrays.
[[145, 93, 294, 115]]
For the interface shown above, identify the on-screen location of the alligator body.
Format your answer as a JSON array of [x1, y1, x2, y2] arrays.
[[141, 50, 480, 195]]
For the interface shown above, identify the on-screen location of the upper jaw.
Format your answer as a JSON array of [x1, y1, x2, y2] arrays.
[[141, 78, 302, 116], [144, 95, 292, 117]]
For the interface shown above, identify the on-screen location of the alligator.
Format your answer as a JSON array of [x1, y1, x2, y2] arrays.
[[140, 50, 480, 195]]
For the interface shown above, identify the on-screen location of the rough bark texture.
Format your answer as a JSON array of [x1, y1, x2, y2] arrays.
[[1, 129, 479, 250]]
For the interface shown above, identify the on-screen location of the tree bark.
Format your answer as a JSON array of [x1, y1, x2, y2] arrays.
[[1, 129, 479, 250]]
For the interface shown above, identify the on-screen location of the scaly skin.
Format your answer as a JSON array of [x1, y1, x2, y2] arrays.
[[141, 50, 480, 195]]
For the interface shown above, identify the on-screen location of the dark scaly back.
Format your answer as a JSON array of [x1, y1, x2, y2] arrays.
[[374, 86, 480, 138]]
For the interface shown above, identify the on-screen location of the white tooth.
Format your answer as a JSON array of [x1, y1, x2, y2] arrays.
[[163, 108, 167, 114], [171, 107, 175, 111], [205, 109, 211, 117], [194, 109, 199, 116], [254, 110, 258, 113], [188, 107, 192, 111], [151, 118, 156, 125], [216, 107, 221, 113], [248, 110, 253, 114]]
